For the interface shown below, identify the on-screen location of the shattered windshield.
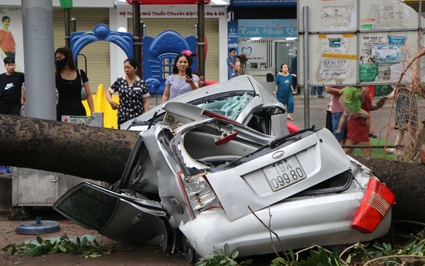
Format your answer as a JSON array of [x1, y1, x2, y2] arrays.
[[196, 93, 253, 120]]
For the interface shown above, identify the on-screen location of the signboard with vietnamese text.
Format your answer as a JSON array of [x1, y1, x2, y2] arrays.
[[118, 5, 226, 18], [238, 19, 297, 38], [231, 0, 296, 6]]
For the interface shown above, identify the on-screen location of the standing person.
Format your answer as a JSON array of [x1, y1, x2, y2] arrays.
[[232, 56, 243, 76], [335, 86, 371, 137], [162, 53, 199, 102], [291, 55, 299, 95], [0, 56, 24, 115], [385, 86, 418, 159], [344, 87, 384, 157], [106, 58, 150, 126], [275, 63, 295, 121], [325, 97, 333, 132], [181, 49, 195, 66], [311, 86, 324, 98], [0, 16, 16, 60], [0, 56, 24, 174], [227, 48, 238, 80], [193, 71, 205, 87], [325, 85, 346, 144], [54, 47, 94, 121]]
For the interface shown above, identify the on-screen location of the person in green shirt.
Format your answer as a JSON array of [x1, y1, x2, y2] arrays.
[[335, 86, 370, 135]]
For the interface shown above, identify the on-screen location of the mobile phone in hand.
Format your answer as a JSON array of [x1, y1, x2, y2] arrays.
[[185, 67, 192, 77]]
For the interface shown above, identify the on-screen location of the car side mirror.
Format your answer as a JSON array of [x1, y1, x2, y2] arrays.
[[266, 73, 274, 82]]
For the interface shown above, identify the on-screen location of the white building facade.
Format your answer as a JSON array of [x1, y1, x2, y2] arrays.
[[0, 0, 228, 91]]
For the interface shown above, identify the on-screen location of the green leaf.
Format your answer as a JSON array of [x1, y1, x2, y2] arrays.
[[224, 243, 230, 255], [230, 250, 239, 259], [58, 245, 67, 252]]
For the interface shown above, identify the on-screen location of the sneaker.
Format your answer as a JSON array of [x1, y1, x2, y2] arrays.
[[231, 73, 235, 77]]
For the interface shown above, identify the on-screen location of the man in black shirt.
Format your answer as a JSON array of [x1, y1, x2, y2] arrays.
[[0, 56, 24, 115], [0, 56, 24, 174]]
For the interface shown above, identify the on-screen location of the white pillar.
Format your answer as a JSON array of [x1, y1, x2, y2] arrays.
[[22, 0, 56, 120]]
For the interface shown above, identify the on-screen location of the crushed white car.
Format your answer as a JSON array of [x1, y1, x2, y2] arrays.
[[54, 100, 395, 263]]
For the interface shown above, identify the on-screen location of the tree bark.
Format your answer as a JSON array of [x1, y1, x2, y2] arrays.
[[0, 114, 139, 184], [353, 155, 425, 222], [1, 115, 424, 222]]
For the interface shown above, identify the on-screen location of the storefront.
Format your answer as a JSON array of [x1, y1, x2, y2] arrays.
[[227, 0, 297, 87], [0, 1, 228, 87]]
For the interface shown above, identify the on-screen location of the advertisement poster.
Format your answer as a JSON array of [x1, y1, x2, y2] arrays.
[[0, 8, 24, 73], [359, 34, 407, 83]]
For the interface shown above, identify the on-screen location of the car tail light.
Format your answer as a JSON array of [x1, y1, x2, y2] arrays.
[[351, 179, 396, 233], [181, 174, 222, 218]]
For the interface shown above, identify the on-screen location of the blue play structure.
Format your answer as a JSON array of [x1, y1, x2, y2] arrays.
[[69, 25, 198, 95], [143, 30, 197, 95], [70, 24, 134, 62]]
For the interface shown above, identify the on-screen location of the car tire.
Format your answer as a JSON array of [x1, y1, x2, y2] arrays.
[[182, 234, 200, 264]]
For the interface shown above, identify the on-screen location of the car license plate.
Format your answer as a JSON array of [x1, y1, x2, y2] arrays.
[[263, 156, 307, 192]]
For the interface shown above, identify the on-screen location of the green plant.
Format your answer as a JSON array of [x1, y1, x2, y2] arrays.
[[2, 234, 116, 258], [195, 243, 252, 266]]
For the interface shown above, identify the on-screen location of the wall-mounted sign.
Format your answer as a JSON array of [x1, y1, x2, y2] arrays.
[[230, 0, 296, 6], [238, 19, 297, 38]]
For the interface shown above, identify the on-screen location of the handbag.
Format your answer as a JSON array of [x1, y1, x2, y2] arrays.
[[79, 69, 87, 100]]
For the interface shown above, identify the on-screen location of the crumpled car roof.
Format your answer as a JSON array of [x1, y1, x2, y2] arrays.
[[120, 75, 277, 129]]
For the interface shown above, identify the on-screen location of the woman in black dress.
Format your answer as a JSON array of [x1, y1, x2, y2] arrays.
[[54, 47, 94, 121]]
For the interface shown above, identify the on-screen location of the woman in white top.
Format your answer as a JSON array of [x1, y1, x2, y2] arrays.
[[162, 53, 199, 102]]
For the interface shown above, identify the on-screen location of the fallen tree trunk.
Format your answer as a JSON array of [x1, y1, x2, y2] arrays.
[[0, 114, 139, 183], [1, 115, 424, 222], [353, 155, 425, 222]]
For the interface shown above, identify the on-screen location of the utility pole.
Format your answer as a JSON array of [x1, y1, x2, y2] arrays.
[[128, 0, 143, 78], [22, 0, 56, 120], [59, 0, 73, 48], [197, 0, 206, 76]]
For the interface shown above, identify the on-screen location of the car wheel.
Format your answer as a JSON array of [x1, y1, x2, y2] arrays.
[[182, 234, 200, 264]]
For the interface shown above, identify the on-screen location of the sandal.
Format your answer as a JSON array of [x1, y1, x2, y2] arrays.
[[386, 148, 395, 154]]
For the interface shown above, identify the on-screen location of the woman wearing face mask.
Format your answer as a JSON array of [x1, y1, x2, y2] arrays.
[[54, 47, 94, 121]]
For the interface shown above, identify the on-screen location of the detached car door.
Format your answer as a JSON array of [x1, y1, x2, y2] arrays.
[[53, 182, 170, 248]]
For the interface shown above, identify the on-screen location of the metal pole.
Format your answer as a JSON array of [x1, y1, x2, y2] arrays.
[[70, 17, 76, 33], [64, 9, 71, 48], [132, 1, 142, 77], [302, 6, 310, 129], [197, 0, 205, 75], [22, 0, 56, 120], [138, 21, 146, 79]]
